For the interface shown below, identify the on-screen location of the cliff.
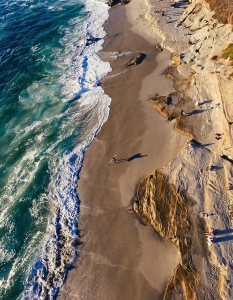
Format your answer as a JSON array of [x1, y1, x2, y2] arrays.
[[133, 0, 233, 299]]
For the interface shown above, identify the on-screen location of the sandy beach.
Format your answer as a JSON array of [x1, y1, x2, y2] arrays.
[[58, 1, 187, 299], [59, 0, 233, 299]]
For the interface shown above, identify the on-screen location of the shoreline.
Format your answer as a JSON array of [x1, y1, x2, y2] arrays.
[[58, 0, 187, 299]]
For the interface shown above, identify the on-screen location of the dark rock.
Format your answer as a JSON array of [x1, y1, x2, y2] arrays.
[[107, 0, 119, 7], [125, 52, 146, 67], [155, 44, 163, 52], [166, 96, 172, 105], [107, 0, 129, 6]]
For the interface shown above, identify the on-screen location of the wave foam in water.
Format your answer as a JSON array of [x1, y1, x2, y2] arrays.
[[20, 0, 112, 299]]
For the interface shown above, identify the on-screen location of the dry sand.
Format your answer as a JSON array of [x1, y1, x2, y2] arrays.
[[58, 1, 188, 299]]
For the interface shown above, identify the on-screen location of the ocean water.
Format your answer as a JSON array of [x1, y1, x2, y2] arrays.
[[0, 0, 111, 299]]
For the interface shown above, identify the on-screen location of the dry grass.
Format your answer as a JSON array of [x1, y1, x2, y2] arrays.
[[205, 0, 233, 24]]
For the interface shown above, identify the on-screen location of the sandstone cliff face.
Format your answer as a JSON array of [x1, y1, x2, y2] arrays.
[[133, 172, 199, 300], [145, 0, 233, 160], [180, 0, 233, 158], [134, 172, 191, 245], [133, 171, 223, 300], [132, 1, 233, 299]]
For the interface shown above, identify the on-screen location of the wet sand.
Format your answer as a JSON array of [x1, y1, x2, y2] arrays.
[[58, 2, 187, 299]]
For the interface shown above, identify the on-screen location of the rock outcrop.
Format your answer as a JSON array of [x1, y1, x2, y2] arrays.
[[107, 0, 129, 7], [125, 52, 146, 66], [133, 172, 199, 300], [133, 171, 222, 300], [132, 1, 233, 299]]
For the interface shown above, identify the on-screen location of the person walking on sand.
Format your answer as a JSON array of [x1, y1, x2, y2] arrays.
[[199, 212, 210, 218], [110, 155, 118, 164]]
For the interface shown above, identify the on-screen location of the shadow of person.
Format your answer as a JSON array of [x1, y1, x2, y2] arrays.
[[187, 109, 206, 116], [115, 153, 148, 164], [190, 139, 214, 148], [200, 143, 215, 147], [127, 153, 148, 162], [199, 100, 213, 105], [214, 228, 233, 235], [210, 165, 223, 171], [214, 235, 233, 243]]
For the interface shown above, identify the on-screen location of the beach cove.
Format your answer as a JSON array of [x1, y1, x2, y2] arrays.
[[59, 0, 233, 299]]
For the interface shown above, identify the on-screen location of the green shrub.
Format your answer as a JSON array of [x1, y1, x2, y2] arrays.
[[205, 0, 233, 24], [222, 44, 233, 60]]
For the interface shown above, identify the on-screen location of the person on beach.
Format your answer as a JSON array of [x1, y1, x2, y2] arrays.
[[113, 156, 118, 164], [165, 16, 172, 23], [215, 133, 223, 139], [204, 231, 214, 237], [199, 212, 210, 218], [185, 142, 192, 149], [110, 155, 118, 164], [180, 110, 187, 117], [225, 184, 232, 191], [207, 236, 215, 246]]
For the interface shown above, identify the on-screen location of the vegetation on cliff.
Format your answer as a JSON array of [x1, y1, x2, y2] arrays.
[[205, 0, 233, 24], [222, 43, 233, 65]]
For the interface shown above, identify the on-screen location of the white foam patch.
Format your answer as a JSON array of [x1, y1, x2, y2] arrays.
[[59, 0, 111, 100], [2, 231, 44, 293], [0, 150, 42, 229]]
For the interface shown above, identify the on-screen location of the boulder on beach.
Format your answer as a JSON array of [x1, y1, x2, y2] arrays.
[[107, 0, 118, 6], [125, 52, 146, 67], [107, 0, 129, 7], [121, 0, 129, 4]]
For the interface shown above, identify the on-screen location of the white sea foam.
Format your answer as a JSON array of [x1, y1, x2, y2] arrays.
[[0, 150, 42, 230], [59, 0, 111, 101], [20, 0, 112, 299]]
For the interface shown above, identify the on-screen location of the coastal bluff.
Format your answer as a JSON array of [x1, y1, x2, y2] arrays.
[[133, 0, 233, 299]]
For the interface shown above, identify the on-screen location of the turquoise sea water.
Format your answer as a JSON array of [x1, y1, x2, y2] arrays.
[[0, 0, 111, 299]]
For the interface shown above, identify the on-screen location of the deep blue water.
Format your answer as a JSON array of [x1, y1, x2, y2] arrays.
[[0, 0, 111, 299]]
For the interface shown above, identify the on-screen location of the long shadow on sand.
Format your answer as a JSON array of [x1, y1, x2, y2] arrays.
[[213, 229, 233, 243], [215, 235, 233, 243], [116, 153, 148, 163], [214, 229, 233, 235]]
